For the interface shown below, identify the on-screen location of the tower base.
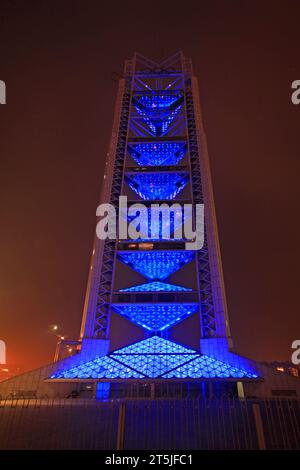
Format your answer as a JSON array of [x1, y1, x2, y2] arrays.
[[1, 348, 300, 400]]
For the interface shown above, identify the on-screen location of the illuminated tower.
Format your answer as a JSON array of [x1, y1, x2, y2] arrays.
[[2, 54, 300, 452], [49, 52, 259, 397]]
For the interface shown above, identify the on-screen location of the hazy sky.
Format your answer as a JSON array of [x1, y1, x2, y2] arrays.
[[0, 1, 299, 370]]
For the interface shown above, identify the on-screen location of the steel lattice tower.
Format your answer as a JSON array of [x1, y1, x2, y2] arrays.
[[3, 53, 300, 409], [48, 52, 259, 398]]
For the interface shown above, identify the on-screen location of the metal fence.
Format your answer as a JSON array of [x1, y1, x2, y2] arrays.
[[0, 397, 299, 450]]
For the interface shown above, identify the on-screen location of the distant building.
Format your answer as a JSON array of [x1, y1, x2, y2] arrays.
[[262, 362, 300, 378], [0, 365, 24, 383]]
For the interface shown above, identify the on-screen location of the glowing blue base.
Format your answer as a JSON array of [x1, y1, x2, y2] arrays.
[[50, 337, 259, 380]]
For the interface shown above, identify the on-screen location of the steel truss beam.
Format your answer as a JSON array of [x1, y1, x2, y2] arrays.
[[94, 74, 133, 338], [183, 78, 217, 338]]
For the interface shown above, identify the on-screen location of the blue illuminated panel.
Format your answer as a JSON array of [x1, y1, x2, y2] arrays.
[[125, 173, 189, 200], [119, 281, 192, 292], [133, 94, 183, 136], [128, 142, 187, 166], [50, 337, 259, 380], [117, 251, 195, 280], [96, 382, 110, 399], [51, 355, 145, 379], [110, 354, 197, 378], [112, 336, 196, 355], [112, 303, 198, 331], [134, 95, 181, 109], [162, 355, 259, 379]]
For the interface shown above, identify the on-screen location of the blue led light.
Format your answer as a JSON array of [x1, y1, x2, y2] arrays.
[[96, 382, 110, 400], [132, 94, 183, 136], [117, 251, 195, 280], [128, 142, 187, 166], [112, 303, 198, 331], [125, 173, 189, 200], [119, 281, 192, 292], [151, 109, 182, 136], [134, 95, 180, 109], [50, 337, 259, 380]]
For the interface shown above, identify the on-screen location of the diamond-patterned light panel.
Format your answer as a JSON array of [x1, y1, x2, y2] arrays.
[[128, 142, 187, 166], [117, 251, 195, 280], [134, 95, 180, 109], [112, 303, 198, 331], [119, 281, 192, 292], [132, 94, 183, 136], [125, 173, 188, 200]]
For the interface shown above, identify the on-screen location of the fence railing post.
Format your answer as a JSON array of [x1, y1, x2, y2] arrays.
[[116, 402, 126, 450], [253, 403, 266, 450]]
